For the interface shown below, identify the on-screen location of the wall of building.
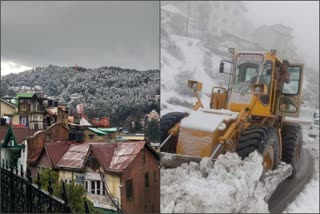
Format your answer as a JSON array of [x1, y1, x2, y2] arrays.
[[19, 141, 28, 174], [57, 107, 68, 128], [1, 101, 19, 124], [105, 173, 121, 205], [29, 113, 43, 130], [28, 124, 68, 167], [57, 166, 120, 211], [37, 151, 52, 169], [58, 169, 74, 183], [0, 141, 27, 174], [120, 148, 160, 213], [83, 130, 107, 142], [46, 124, 69, 141]]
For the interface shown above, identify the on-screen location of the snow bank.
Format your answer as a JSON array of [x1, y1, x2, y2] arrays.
[[161, 151, 270, 213]]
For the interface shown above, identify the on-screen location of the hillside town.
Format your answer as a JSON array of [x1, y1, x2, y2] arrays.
[[0, 90, 160, 213]]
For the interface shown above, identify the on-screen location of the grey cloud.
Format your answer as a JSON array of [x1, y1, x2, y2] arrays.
[[1, 1, 159, 70]]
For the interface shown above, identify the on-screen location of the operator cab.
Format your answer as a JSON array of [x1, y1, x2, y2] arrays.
[[212, 49, 304, 118]]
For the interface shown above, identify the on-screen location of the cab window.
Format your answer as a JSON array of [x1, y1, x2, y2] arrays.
[[258, 61, 273, 105], [282, 66, 301, 95]]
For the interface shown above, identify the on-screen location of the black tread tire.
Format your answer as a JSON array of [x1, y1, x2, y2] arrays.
[[160, 112, 185, 153], [236, 125, 280, 170], [281, 122, 303, 177]]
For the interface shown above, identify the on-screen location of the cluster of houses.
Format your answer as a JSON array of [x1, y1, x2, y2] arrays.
[[0, 92, 160, 213]]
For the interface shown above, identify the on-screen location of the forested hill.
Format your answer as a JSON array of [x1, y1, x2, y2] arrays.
[[1, 65, 160, 125]]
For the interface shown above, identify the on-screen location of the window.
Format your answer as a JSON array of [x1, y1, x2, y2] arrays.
[[258, 61, 273, 105], [126, 179, 133, 199], [279, 98, 297, 113], [89, 134, 94, 139], [234, 54, 263, 94], [142, 150, 145, 164], [91, 181, 95, 194], [97, 181, 101, 195], [87, 180, 104, 195], [145, 172, 149, 187], [282, 66, 301, 95]]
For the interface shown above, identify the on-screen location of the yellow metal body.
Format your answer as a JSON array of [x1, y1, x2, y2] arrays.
[[173, 50, 304, 160]]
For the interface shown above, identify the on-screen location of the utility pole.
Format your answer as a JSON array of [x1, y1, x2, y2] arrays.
[[185, 1, 190, 37]]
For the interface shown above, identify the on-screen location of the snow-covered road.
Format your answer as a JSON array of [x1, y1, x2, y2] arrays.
[[284, 126, 319, 213]]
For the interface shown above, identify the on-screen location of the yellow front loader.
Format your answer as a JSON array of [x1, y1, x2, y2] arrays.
[[161, 49, 304, 178]]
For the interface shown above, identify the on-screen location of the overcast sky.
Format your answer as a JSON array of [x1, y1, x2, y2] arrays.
[[1, 1, 159, 76], [244, 1, 319, 69]]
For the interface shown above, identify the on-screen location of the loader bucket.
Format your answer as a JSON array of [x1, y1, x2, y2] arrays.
[[160, 152, 211, 168]]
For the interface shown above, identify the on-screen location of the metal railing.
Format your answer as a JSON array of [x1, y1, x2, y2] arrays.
[[0, 162, 90, 213]]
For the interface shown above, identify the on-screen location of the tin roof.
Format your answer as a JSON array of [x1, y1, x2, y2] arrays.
[[50, 141, 155, 174], [87, 127, 107, 135], [91, 141, 145, 173], [55, 143, 91, 170], [91, 144, 117, 171], [45, 141, 73, 166], [98, 128, 118, 133]]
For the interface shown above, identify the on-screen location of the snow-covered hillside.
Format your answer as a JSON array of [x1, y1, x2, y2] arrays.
[[161, 34, 229, 115]]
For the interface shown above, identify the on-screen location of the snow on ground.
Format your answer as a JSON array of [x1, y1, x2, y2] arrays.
[[284, 127, 319, 213], [161, 151, 274, 213]]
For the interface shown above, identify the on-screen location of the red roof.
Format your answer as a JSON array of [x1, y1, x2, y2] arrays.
[[55, 143, 91, 170], [92, 141, 145, 173], [91, 143, 117, 170], [45, 141, 73, 166], [0, 126, 37, 144], [49, 141, 150, 174]]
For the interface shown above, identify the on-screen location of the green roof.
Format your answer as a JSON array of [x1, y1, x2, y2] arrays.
[[98, 128, 118, 133], [87, 127, 107, 136], [16, 93, 35, 98]]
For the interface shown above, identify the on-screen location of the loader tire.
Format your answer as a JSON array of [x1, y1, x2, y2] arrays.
[[236, 125, 280, 171], [160, 112, 185, 153], [281, 122, 303, 177]]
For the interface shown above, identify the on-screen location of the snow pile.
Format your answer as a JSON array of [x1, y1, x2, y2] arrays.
[[161, 151, 270, 213], [284, 129, 319, 213]]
